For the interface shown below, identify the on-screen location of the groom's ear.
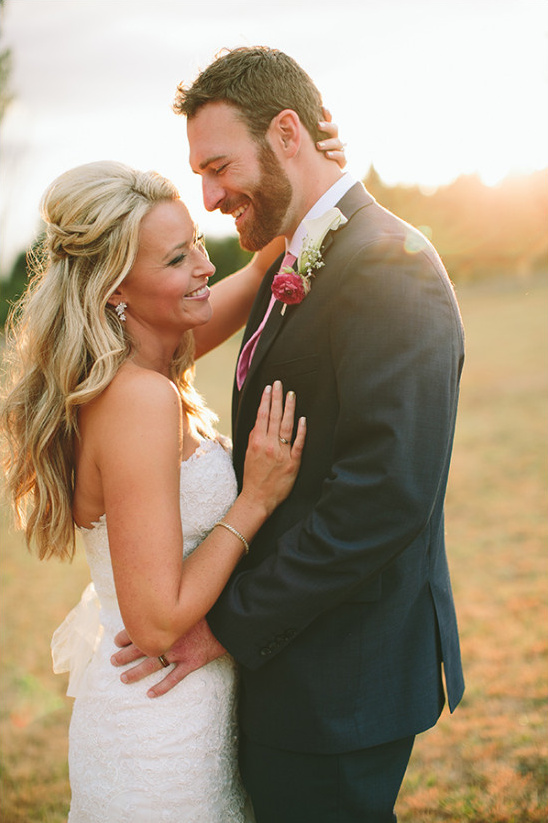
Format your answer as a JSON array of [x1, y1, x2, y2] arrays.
[[267, 109, 301, 159]]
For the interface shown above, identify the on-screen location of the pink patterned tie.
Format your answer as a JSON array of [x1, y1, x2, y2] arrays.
[[236, 251, 297, 390]]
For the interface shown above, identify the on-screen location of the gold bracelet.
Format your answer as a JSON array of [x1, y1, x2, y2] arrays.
[[215, 520, 250, 555]]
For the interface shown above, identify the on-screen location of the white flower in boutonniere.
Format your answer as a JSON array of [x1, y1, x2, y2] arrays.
[[271, 207, 348, 314]]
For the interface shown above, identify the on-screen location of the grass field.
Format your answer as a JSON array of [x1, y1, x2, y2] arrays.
[[1, 275, 546, 822]]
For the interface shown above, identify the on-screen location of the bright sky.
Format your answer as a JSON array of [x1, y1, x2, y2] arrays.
[[1, 0, 547, 274]]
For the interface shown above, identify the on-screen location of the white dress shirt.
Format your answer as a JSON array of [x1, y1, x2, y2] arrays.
[[287, 174, 357, 258]]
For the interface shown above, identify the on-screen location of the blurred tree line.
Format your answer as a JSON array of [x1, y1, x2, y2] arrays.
[[0, 0, 12, 123], [1, 167, 547, 328], [364, 165, 548, 281]]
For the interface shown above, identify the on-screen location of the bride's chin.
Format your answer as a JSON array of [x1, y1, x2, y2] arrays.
[[184, 307, 214, 331]]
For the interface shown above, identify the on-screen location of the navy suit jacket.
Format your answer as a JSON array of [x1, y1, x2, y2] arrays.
[[208, 182, 465, 753]]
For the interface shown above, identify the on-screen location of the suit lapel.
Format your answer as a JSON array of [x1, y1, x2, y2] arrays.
[[232, 183, 375, 436], [337, 181, 374, 223]]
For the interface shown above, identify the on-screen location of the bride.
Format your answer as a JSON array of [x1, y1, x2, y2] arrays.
[[1, 132, 343, 821]]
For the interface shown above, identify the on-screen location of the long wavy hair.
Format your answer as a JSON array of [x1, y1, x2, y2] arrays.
[[1, 161, 217, 561]]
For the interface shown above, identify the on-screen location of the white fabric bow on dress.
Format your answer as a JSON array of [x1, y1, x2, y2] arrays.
[[51, 582, 103, 698]]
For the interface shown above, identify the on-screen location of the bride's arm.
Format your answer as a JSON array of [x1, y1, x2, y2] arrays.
[[193, 116, 347, 359], [96, 373, 304, 657]]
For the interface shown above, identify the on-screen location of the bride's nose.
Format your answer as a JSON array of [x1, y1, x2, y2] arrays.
[[195, 249, 215, 279]]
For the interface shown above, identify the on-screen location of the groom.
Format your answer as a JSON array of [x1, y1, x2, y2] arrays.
[[117, 47, 465, 821]]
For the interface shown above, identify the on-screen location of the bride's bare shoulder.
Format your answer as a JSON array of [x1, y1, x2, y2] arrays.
[[80, 363, 181, 429], [109, 362, 178, 399]]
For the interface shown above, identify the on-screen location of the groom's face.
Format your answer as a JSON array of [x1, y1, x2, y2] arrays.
[[187, 101, 293, 251]]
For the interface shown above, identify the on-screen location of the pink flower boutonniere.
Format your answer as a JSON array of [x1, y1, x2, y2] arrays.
[[271, 269, 311, 306], [272, 207, 348, 314]]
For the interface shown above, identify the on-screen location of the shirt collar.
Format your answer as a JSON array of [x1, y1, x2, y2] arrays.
[[287, 174, 356, 258]]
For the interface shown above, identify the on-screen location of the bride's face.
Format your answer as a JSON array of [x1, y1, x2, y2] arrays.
[[113, 199, 215, 335]]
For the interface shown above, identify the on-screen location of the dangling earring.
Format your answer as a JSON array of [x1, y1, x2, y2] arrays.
[[115, 302, 127, 322]]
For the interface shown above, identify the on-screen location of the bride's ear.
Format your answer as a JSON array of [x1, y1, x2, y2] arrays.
[[107, 289, 123, 309]]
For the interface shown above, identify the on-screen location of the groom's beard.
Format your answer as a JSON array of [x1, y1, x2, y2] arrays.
[[236, 143, 293, 252]]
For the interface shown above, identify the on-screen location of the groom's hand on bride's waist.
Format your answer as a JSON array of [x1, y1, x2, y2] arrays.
[[110, 619, 226, 698]]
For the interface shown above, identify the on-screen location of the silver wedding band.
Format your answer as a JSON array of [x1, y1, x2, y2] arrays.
[[279, 437, 289, 445], [158, 654, 170, 668]]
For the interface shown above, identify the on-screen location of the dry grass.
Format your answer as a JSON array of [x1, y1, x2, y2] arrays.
[[1, 275, 546, 822]]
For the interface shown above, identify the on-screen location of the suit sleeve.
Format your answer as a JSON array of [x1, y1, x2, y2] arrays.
[[208, 234, 465, 669]]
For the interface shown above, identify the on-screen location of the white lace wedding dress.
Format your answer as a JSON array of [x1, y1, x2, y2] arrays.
[[52, 437, 254, 823]]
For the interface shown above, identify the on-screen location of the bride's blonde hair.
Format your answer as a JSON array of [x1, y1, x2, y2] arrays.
[[1, 161, 217, 561]]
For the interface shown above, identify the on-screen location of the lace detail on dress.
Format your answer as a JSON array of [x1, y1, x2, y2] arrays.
[[55, 438, 254, 822]]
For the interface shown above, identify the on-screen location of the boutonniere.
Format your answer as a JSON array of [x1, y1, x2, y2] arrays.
[[271, 207, 348, 314]]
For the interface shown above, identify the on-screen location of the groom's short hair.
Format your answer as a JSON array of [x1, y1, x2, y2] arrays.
[[173, 46, 325, 144]]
